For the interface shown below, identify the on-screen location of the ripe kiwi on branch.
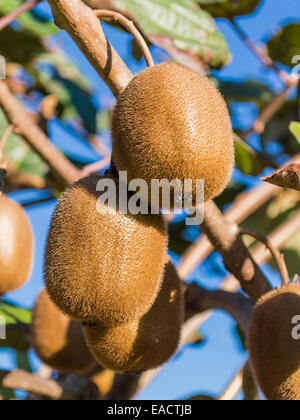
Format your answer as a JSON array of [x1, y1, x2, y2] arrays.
[[248, 280, 300, 401], [32, 289, 97, 375], [0, 193, 33, 295], [112, 62, 234, 207], [45, 174, 168, 327], [83, 261, 184, 373], [241, 228, 300, 400]]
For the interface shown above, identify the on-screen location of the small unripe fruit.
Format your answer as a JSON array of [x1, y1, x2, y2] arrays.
[[32, 289, 96, 375], [112, 62, 234, 207], [248, 283, 300, 400], [45, 174, 167, 327], [0, 194, 33, 295], [83, 262, 184, 373]]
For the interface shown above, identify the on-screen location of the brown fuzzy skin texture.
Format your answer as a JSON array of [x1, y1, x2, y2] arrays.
[[112, 62, 234, 206], [45, 174, 167, 327], [83, 262, 184, 373], [0, 194, 33, 295], [248, 284, 300, 400], [32, 289, 96, 375]]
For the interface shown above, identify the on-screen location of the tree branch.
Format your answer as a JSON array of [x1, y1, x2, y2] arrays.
[[201, 201, 272, 302], [0, 369, 99, 400], [47, 0, 133, 97], [93, 9, 154, 68], [178, 153, 300, 279], [0, 81, 80, 187], [0, 0, 43, 32]]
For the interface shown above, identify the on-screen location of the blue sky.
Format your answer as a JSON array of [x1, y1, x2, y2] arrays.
[[1, 0, 300, 400]]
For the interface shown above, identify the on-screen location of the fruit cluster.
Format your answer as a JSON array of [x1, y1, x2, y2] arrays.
[[44, 62, 234, 373]]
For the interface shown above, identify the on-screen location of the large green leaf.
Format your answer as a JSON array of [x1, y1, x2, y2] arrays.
[[199, 0, 260, 18], [234, 135, 274, 176], [0, 0, 57, 38], [0, 108, 48, 179], [216, 78, 274, 106], [89, 0, 229, 68], [0, 27, 44, 65], [267, 23, 300, 68]]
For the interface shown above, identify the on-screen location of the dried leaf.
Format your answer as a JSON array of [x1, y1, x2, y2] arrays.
[[261, 164, 300, 191]]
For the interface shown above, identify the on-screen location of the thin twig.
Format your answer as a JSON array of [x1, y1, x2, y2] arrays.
[[0, 369, 99, 400], [0, 0, 43, 32], [230, 18, 290, 85], [80, 155, 111, 177], [223, 210, 300, 290], [218, 364, 244, 401], [93, 9, 154, 68], [240, 227, 290, 286], [242, 86, 294, 137]]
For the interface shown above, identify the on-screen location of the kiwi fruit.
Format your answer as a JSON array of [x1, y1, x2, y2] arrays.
[[45, 174, 167, 327], [32, 289, 97, 375], [0, 193, 33, 295], [248, 283, 300, 400], [112, 62, 234, 207], [83, 262, 184, 373]]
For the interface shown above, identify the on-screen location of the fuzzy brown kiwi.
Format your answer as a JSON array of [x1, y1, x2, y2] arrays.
[[112, 62, 234, 207], [248, 283, 300, 400], [45, 174, 167, 327], [82, 262, 184, 373], [0, 194, 33, 295], [32, 289, 97, 375]]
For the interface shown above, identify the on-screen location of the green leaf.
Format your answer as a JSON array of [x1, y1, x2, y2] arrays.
[[29, 52, 98, 133], [109, 0, 230, 68], [16, 351, 32, 372], [289, 121, 300, 143], [267, 23, 300, 68], [0, 303, 31, 325], [0, 26, 44, 65], [0, 108, 48, 179], [199, 0, 260, 18], [234, 134, 273, 176], [216, 78, 274, 105], [0, 0, 57, 38]]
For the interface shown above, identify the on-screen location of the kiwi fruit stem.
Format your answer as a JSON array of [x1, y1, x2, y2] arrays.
[[93, 10, 154, 68], [240, 227, 290, 287]]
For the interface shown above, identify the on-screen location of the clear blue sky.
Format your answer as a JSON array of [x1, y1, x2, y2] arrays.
[[1, 0, 300, 400]]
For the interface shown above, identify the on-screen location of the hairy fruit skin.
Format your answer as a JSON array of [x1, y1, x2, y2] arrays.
[[32, 289, 96, 375], [83, 262, 184, 373], [45, 174, 167, 327], [248, 284, 300, 400], [0, 194, 33, 295], [112, 62, 234, 206]]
